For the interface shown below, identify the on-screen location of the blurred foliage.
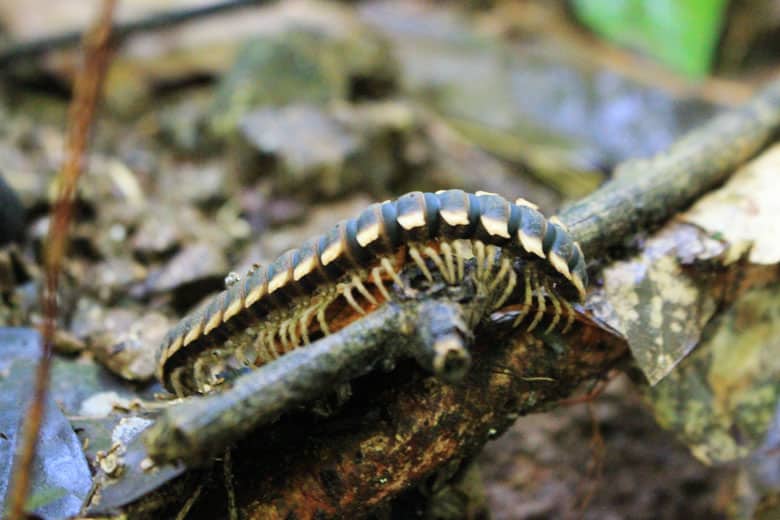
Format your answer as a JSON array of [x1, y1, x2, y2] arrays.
[[572, 0, 729, 77]]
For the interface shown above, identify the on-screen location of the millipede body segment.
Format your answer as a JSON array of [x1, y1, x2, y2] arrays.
[[157, 190, 588, 396]]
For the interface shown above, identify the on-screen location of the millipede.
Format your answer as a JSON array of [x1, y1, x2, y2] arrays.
[[156, 190, 588, 397]]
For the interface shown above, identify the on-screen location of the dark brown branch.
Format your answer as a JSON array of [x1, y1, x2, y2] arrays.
[[0, 0, 276, 69], [4, 3, 115, 518]]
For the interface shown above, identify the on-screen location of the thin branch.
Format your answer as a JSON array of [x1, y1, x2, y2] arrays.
[[0, 0, 277, 69], [144, 304, 408, 464], [4, 2, 116, 518]]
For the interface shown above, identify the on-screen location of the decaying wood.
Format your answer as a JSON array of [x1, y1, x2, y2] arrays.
[[227, 321, 626, 519], [124, 76, 780, 519]]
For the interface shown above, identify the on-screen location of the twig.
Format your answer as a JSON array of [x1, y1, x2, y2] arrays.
[[4, 2, 116, 518], [0, 0, 276, 69], [144, 304, 408, 463]]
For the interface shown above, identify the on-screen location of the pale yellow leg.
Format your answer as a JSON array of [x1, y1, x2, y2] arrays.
[[299, 303, 318, 345], [544, 292, 562, 334], [170, 367, 188, 397], [372, 266, 392, 301], [488, 255, 511, 292], [474, 240, 486, 278], [317, 305, 331, 336], [287, 315, 300, 348], [352, 274, 377, 305], [381, 257, 404, 289], [263, 329, 279, 360], [484, 245, 498, 282], [527, 274, 546, 332], [423, 246, 452, 283], [193, 356, 211, 389], [409, 246, 433, 282], [251, 332, 265, 363], [453, 240, 466, 281], [560, 298, 576, 334], [278, 318, 292, 352], [513, 270, 534, 327], [253, 328, 274, 362], [493, 261, 517, 309], [440, 242, 456, 282], [342, 283, 366, 315]]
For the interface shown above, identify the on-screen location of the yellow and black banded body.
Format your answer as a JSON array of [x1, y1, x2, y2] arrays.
[[157, 190, 588, 396]]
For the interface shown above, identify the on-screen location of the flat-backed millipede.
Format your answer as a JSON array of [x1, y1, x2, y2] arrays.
[[156, 190, 588, 396]]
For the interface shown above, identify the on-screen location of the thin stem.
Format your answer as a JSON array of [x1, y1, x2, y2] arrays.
[[4, 2, 115, 518]]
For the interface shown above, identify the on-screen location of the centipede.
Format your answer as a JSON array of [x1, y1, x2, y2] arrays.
[[156, 190, 588, 397]]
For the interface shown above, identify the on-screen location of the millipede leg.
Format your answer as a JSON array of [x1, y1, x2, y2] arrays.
[[409, 246, 433, 283], [371, 266, 392, 301], [488, 255, 511, 293], [278, 319, 292, 352], [170, 367, 189, 397], [352, 274, 377, 305], [527, 273, 546, 332], [474, 240, 486, 278], [287, 316, 301, 349], [544, 292, 562, 334], [342, 284, 366, 315], [298, 317, 310, 345], [453, 240, 466, 281], [423, 246, 452, 284], [513, 270, 533, 327], [298, 303, 318, 345], [493, 260, 516, 309], [264, 329, 280, 359], [440, 242, 456, 283], [484, 245, 499, 282], [317, 305, 331, 336], [381, 257, 404, 289], [193, 356, 212, 390], [560, 298, 576, 334], [252, 332, 270, 364]]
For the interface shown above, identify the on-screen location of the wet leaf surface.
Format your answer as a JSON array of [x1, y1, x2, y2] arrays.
[[646, 285, 780, 464], [596, 143, 780, 386], [592, 143, 780, 516], [0, 328, 91, 519], [595, 224, 726, 384]]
